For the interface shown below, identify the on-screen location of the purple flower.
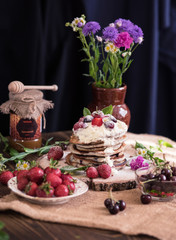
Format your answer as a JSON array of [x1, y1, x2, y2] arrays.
[[82, 21, 101, 36], [128, 24, 144, 43], [114, 18, 134, 32], [102, 26, 118, 41], [114, 32, 133, 50], [130, 156, 149, 170]]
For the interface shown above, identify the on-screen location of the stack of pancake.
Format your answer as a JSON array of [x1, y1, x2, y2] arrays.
[[66, 112, 128, 169]]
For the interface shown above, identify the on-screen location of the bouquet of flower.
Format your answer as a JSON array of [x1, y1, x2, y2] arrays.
[[66, 15, 143, 88]]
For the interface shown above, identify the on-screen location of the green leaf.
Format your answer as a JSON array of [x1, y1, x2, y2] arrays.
[[0, 222, 4, 230], [8, 147, 19, 156], [60, 165, 87, 173], [135, 142, 146, 149], [0, 231, 9, 240], [102, 105, 113, 115], [83, 107, 91, 116], [45, 137, 53, 146], [158, 139, 173, 148], [0, 133, 9, 152]]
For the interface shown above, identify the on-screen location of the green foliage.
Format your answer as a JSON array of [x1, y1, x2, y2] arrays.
[[66, 15, 142, 88], [0, 221, 9, 240], [83, 107, 91, 116], [0, 132, 69, 169], [158, 139, 173, 148], [102, 105, 113, 115]]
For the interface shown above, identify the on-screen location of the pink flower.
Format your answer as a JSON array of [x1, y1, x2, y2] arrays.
[[114, 32, 133, 50]]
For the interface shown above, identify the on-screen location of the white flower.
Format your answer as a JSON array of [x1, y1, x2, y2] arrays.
[[138, 36, 143, 44], [109, 23, 115, 27], [79, 17, 86, 26], [128, 51, 131, 56], [16, 161, 30, 170], [122, 52, 128, 57], [105, 43, 118, 53], [71, 17, 86, 31], [96, 35, 102, 42], [136, 148, 147, 156], [116, 20, 122, 27]]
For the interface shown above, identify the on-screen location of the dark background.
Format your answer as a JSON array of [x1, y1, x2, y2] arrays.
[[0, 0, 176, 140]]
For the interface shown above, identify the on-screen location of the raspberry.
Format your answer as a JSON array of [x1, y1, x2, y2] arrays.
[[86, 167, 99, 179], [73, 121, 84, 130], [92, 118, 103, 127], [97, 164, 111, 179], [48, 146, 63, 160]]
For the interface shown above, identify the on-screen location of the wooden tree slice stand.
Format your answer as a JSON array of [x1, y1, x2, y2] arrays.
[[38, 133, 176, 191]]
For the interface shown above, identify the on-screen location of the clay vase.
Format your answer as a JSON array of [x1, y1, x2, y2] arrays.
[[88, 84, 131, 127]]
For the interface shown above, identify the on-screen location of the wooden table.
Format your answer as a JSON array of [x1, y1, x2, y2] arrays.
[[0, 131, 157, 240]]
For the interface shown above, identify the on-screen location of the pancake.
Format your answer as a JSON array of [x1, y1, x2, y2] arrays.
[[70, 143, 125, 157], [66, 153, 127, 169]]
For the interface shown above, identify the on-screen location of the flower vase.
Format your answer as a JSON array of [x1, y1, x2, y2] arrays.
[[88, 84, 131, 127]]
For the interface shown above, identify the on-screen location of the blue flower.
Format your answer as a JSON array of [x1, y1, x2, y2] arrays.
[[102, 26, 118, 41], [82, 21, 101, 36]]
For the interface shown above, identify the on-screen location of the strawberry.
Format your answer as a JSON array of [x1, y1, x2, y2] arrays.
[[17, 170, 29, 182], [86, 167, 99, 179], [44, 166, 52, 175], [46, 173, 62, 188], [48, 146, 63, 160], [54, 184, 69, 197], [17, 177, 29, 191], [97, 164, 111, 179], [25, 182, 38, 196], [0, 171, 13, 185], [92, 118, 103, 126], [13, 170, 18, 177], [61, 173, 73, 182], [51, 168, 61, 178], [44, 167, 61, 178], [62, 179, 75, 192], [36, 182, 54, 198], [27, 167, 44, 184]]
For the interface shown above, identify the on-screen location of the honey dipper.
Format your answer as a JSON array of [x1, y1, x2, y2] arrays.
[[8, 81, 58, 93]]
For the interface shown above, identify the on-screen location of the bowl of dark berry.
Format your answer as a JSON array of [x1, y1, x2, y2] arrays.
[[136, 165, 176, 202]]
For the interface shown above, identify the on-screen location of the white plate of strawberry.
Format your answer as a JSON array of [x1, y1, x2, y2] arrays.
[[7, 166, 88, 205]]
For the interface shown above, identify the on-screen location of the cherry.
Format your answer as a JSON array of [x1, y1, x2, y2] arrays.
[[108, 204, 119, 215], [109, 115, 117, 123], [117, 200, 126, 211], [158, 174, 167, 181], [147, 173, 155, 179], [141, 194, 152, 204], [171, 176, 176, 181], [104, 198, 115, 208], [161, 168, 170, 175], [104, 121, 115, 129], [92, 110, 104, 118]]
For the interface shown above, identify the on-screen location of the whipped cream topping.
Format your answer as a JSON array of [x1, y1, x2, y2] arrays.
[[73, 120, 127, 146]]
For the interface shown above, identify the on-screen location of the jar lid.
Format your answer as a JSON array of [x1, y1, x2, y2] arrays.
[[0, 90, 54, 120]]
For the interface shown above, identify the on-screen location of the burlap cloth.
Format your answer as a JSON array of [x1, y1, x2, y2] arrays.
[[1, 133, 176, 240]]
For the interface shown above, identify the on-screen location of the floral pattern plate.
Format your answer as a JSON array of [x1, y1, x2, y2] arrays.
[[8, 177, 88, 205]]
